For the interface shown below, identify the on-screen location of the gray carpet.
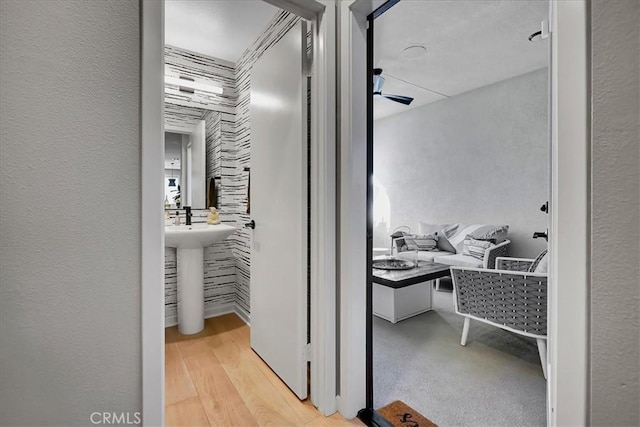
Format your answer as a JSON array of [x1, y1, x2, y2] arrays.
[[373, 279, 547, 427]]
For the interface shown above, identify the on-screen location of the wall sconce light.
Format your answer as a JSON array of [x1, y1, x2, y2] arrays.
[[165, 76, 223, 95]]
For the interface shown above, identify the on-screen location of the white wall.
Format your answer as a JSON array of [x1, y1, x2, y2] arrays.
[[590, 0, 640, 425], [0, 1, 141, 426], [374, 69, 549, 258]]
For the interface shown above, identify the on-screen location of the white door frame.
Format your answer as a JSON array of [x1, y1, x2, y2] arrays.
[[267, 0, 338, 414], [337, 0, 591, 423], [140, 0, 339, 424], [308, 1, 338, 415], [548, 1, 589, 425], [337, 0, 386, 418], [141, 0, 165, 426]]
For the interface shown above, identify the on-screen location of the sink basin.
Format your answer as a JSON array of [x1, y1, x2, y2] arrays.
[[164, 222, 236, 334], [165, 223, 236, 249]]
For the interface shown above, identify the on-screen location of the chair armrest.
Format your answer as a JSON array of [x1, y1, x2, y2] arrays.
[[451, 266, 547, 278], [482, 239, 510, 269], [495, 257, 535, 272], [450, 266, 548, 337]]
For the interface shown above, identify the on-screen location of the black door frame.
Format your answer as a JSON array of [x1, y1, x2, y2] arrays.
[[357, 1, 400, 426]]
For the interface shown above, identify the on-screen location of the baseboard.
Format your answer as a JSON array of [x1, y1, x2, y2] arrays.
[[165, 315, 178, 328], [165, 303, 250, 328], [204, 303, 237, 320], [233, 305, 251, 325]]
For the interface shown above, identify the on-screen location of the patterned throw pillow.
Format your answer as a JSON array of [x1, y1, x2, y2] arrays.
[[402, 234, 438, 251], [418, 222, 449, 235], [462, 235, 496, 260], [392, 231, 409, 252], [441, 224, 509, 254], [534, 254, 549, 274], [418, 222, 451, 251]]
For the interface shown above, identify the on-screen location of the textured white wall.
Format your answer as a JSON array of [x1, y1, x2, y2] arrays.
[[590, 1, 640, 425], [374, 69, 549, 258], [0, 1, 141, 426]]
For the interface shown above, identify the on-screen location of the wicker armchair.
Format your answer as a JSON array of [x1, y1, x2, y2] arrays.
[[450, 257, 548, 378]]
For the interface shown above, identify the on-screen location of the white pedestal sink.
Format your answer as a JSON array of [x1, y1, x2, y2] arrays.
[[165, 223, 236, 334]]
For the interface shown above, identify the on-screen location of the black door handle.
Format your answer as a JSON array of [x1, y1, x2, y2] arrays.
[[245, 220, 255, 229], [533, 231, 548, 241]]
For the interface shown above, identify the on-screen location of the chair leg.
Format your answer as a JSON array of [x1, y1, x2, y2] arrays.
[[435, 278, 440, 291], [461, 317, 470, 346], [536, 338, 548, 379]]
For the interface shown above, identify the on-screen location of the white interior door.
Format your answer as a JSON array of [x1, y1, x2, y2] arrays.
[[249, 21, 308, 400]]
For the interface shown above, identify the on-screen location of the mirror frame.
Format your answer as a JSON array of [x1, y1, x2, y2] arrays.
[[165, 120, 206, 209]]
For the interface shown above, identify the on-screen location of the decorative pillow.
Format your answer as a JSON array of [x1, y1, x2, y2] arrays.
[[462, 235, 495, 260], [418, 222, 451, 251], [469, 224, 509, 243], [392, 231, 409, 252], [438, 224, 460, 253], [441, 223, 509, 254], [418, 222, 449, 235], [529, 249, 549, 273], [474, 236, 497, 244], [403, 234, 438, 252], [534, 254, 549, 274]]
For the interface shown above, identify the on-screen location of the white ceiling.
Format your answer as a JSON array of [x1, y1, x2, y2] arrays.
[[374, 0, 549, 120], [165, 1, 547, 119], [165, 0, 279, 62]]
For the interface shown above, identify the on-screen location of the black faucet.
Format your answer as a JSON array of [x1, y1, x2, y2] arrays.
[[184, 206, 192, 225]]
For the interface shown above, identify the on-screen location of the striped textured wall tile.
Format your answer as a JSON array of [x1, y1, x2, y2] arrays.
[[164, 248, 177, 320], [165, 103, 206, 132], [204, 110, 221, 180], [165, 45, 236, 113]]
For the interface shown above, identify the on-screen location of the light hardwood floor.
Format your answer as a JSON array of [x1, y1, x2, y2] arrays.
[[165, 314, 362, 427]]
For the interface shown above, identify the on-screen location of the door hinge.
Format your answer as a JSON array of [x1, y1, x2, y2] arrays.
[[305, 343, 312, 361]]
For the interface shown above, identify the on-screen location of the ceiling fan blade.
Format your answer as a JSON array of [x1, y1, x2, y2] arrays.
[[373, 69, 413, 106], [373, 75, 385, 93], [383, 94, 414, 105]]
